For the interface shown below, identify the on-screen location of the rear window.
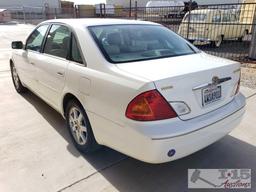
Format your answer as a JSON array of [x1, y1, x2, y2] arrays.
[[88, 24, 198, 63], [184, 14, 207, 22]]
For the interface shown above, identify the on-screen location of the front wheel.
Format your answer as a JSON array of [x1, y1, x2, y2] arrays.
[[238, 31, 247, 42], [10, 63, 27, 93], [211, 36, 223, 48], [65, 100, 100, 153], [188, 40, 195, 44]]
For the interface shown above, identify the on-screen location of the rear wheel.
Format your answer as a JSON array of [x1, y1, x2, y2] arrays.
[[65, 100, 99, 153], [238, 36, 243, 42], [10, 63, 27, 93]]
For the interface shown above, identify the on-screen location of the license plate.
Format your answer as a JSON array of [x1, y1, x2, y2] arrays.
[[202, 85, 221, 106]]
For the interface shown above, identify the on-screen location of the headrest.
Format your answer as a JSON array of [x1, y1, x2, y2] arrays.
[[107, 32, 122, 45], [104, 45, 120, 55], [62, 36, 70, 49]]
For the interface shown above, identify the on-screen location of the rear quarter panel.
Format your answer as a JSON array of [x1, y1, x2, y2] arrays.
[[61, 26, 155, 143]]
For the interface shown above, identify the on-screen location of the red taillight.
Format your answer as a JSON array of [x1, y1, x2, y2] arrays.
[[125, 90, 177, 121]]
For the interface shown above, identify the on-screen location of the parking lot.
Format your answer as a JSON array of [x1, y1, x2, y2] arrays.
[[0, 24, 256, 192]]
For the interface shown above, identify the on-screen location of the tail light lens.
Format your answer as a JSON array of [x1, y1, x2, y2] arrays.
[[125, 90, 177, 121]]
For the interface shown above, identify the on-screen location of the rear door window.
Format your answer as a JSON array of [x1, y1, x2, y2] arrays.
[[70, 35, 83, 64]]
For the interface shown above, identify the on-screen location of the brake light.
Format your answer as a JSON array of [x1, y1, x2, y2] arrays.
[[125, 90, 177, 121]]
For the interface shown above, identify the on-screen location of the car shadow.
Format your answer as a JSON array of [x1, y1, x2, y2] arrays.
[[21, 91, 127, 167], [21, 91, 255, 192], [96, 136, 256, 192]]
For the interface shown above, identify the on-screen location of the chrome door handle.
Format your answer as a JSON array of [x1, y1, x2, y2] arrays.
[[57, 72, 64, 76]]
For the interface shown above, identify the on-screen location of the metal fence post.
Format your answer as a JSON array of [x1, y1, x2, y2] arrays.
[[73, 6, 76, 18], [186, 0, 192, 39], [100, 3, 106, 17], [76, 5, 80, 18], [22, 6, 26, 24], [129, 0, 132, 17], [135, 1, 137, 20], [54, 8, 57, 19], [249, 7, 256, 60], [103, 3, 106, 17]]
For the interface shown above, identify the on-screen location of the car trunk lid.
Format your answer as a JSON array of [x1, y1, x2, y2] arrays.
[[116, 53, 240, 120]]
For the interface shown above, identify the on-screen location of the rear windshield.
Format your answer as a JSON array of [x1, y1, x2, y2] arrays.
[[184, 14, 207, 22], [88, 24, 198, 63]]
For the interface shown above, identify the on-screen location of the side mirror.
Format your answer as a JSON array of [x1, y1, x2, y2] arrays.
[[12, 41, 23, 49]]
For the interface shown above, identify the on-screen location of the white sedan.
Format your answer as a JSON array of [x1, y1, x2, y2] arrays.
[[10, 19, 245, 163]]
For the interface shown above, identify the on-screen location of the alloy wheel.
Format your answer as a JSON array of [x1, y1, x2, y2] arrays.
[[12, 65, 20, 89], [214, 36, 223, 48], [68, 106, 88, 145]]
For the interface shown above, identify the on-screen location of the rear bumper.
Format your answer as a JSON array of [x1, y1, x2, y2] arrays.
[[92, 93, 245, 164], [144, 104, 244, 163], [140, 93, 245, 163]]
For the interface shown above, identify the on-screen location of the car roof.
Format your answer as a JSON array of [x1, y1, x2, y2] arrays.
[[41, 18, 159, 28]]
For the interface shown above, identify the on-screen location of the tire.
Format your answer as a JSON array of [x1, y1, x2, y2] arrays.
[[238, 36, 243, 42], [211, 35, 223, 48], [238, 31, 247, 42], [10, 63, 27, 93], [65, 99, 99, 153], [188, 40, 195, 44]]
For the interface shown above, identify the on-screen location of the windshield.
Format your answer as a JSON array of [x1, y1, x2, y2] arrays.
[[88, 24, 198, 63], [184, 14, 207, 22]]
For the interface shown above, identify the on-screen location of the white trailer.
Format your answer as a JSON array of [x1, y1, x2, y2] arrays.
[[146, 1, 185, 15], [95, 4, 115, 15]]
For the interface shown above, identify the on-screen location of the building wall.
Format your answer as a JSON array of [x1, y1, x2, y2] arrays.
[[0, 0, 60, 8]]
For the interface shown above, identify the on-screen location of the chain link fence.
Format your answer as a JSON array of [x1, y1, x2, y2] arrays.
[[5, 2, 256, 62]]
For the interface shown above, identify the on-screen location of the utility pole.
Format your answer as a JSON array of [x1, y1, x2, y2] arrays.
[[22, 6, 26, 24], [186, 0, 192, 39]]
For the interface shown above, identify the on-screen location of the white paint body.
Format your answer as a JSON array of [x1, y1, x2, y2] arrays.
[[11, 19, 246, 163]]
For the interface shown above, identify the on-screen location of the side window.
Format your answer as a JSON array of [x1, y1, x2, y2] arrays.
[[44, 25, 70, 58], [230, 13, 237, 22], [212, 13, 221, 23], [26, 25, 49, 52], [71, 35, 83, 64], [222, 13, 231, 22]]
